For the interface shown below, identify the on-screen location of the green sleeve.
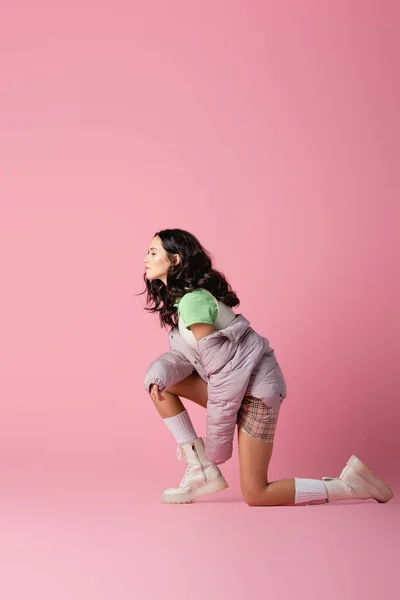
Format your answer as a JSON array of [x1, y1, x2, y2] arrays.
[[177, 289, 218, 329]]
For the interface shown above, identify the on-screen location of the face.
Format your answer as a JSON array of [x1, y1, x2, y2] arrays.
[[144, 236, 180, 285]]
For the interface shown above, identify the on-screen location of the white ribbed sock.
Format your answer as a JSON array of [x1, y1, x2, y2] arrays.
[[163, 410, 198, 445], [294, 478, 329, 504]]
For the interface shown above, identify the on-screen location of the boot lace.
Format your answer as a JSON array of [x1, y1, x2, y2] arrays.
[[177, 445, 185, 462]]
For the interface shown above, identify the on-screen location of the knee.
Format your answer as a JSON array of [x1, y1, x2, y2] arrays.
[[241, 486, 264, 507]]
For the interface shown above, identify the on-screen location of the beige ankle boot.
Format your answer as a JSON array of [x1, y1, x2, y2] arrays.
[[161, 437, 228, 504], [323, 455, 394, 503]]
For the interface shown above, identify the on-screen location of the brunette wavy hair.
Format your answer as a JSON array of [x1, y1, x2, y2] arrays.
[[137, 229, 240, 329]]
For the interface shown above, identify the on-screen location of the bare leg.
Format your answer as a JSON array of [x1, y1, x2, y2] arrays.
[[150, 373, 208, 418], [238, 428, 296, 506]]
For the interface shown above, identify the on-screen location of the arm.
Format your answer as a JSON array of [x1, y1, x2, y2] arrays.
[[188, 322, 215, 341], [181, 293, 240, 463]]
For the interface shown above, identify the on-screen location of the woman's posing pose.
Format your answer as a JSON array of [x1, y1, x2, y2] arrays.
[[140, 229, 393, 506]]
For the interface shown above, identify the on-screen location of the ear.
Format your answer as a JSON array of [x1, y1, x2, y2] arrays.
[[173, 254, 181, 266]]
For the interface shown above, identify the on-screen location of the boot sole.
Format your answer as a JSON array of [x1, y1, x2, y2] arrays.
[[347, 455, 394, 503], [161, 476, 229, 504]]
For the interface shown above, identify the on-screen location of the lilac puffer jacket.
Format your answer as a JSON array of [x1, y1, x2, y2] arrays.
[[144, 314, 287, 464]]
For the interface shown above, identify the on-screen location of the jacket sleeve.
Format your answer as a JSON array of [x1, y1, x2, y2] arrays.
[[144, 350, 195, 394], [204, 371, 250, 464], [197, 336, 250, 465], [204, 379, 237, 464]]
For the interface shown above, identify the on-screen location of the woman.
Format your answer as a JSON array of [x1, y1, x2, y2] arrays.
[[140, 229, 393, 506]]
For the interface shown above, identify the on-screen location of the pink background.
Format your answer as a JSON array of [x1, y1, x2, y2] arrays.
[[1, 2, 399, 599]]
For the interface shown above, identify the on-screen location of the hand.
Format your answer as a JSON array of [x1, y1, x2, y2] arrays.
[[150, 384, 165, 402]]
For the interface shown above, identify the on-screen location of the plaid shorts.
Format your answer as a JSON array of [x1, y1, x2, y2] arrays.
[[237, 395, 280, 443]]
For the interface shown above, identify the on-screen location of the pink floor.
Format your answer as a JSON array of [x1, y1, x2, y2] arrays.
[[2, 461, 398, 600]]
